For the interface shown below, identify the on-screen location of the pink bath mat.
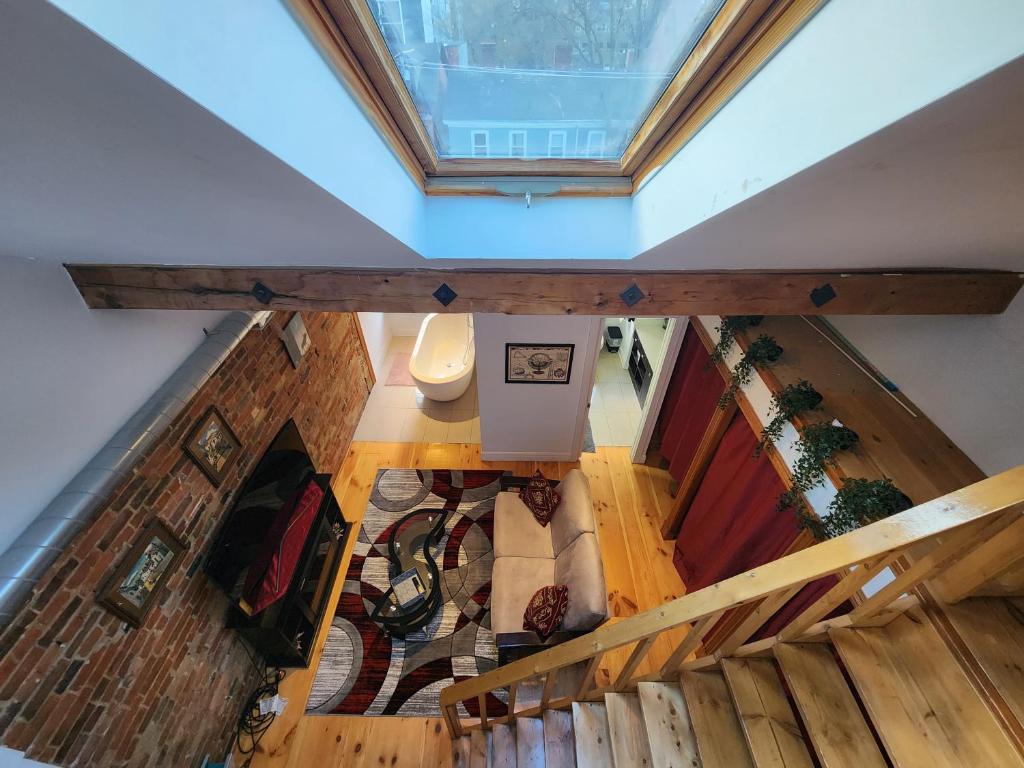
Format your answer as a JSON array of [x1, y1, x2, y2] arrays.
[[385, 353, 416, 386]]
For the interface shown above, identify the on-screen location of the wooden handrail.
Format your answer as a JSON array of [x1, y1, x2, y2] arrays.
[[439, 466, 1024, 735]]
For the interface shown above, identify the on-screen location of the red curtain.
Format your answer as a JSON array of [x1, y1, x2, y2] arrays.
[[673, 415, 799, 591], [659, 324, 726, 483]]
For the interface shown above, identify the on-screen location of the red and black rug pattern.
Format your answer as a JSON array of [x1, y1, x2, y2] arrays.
[[306, 469, 509, 717]]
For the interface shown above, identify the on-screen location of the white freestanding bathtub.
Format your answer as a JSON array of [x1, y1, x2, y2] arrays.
[[409, 313, 476, 402]]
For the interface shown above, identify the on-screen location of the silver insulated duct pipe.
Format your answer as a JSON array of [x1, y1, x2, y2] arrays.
[[0, 310, 268, 627]]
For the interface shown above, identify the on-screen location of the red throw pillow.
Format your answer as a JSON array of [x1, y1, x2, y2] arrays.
[[519, 470, 562, 527], [523, 585, 569, 640]]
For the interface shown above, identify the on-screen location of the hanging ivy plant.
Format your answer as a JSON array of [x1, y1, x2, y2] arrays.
[[708, 315, 764, 365], [756, 380, 823, 456], [800, 478, 913, 539], [717, 334, 783, 408], [788, 421, 859, 494]]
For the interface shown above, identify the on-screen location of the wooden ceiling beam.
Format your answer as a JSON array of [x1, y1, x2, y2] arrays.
[[65, 264, 1021, 316]]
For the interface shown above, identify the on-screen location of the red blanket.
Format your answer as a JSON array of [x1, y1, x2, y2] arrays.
[[243, 479, 325, 615]]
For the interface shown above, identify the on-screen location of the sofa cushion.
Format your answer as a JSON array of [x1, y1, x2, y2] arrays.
[[519, 470, 561, 526], [554, 533, 608, 631], [550, 469, 597, 555], [494, 492, 555, 560], [491, 556, 556, 636], [522, 585, 569, 640]]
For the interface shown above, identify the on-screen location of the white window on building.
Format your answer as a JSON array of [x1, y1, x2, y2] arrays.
[[509, 130, 527, 158], [548, 130, 567, 158], [375, 0, 406, 44], [585, 130, 606, 158], [471, 130, 490, 158]]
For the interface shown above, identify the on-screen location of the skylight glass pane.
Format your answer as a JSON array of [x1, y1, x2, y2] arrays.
[[366, 0, 726, 161]]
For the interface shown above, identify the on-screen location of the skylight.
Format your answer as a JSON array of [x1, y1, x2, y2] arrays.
[[365, 0, 726, 160]]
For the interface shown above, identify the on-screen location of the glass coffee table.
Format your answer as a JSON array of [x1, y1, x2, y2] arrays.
[[369, 508, 447, 638]]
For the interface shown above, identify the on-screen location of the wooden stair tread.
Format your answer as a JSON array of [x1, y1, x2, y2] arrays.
[[831, 607, 1024, 767], [774, 643, 887, 768], [679, 671, 754, 768], [452, 735, 472, 768], [469, 730, 490, 768], [543, 709, 577, 767], [491, 723, 517, 768], [636, 682, 700, 768], [944, 596, 1024, 726], [516, 717, 546, 768], [572, 702, 615, 768], [721, 657, 814, 768], [605, 693, 654, 768]]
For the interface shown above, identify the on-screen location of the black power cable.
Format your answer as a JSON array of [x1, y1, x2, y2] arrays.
[[233, 641, 285, 768]]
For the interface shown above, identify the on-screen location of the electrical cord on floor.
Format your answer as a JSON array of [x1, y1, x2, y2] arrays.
[[234, 641, 285, 768]]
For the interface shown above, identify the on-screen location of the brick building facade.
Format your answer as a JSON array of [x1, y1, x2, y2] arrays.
[[0, 312, 371, 766]]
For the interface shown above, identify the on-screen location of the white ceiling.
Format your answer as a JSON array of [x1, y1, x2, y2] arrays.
[[1, 0, 1022, 272]]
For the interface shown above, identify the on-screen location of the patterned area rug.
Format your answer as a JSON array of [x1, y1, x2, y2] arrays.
[[306, 469, 508, 717]]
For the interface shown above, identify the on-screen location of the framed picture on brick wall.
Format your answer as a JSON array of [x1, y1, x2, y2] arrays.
[[182, 405, 242, 486], [97, 519, 187, 628]]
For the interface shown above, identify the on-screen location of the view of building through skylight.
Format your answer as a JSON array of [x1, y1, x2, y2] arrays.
[[368, 0, 726, 160]]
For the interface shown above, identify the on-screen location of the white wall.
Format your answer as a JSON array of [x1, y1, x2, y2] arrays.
[[388, 313, 430, 338], [830, 297, 1024, 476], [0, 747, 53, 768], [48, 0, 424, 251], [0, 256, 224, 552], [475, 314, 600, 461], [632, 0, 1024, 260], [357, 312, 392, 378]]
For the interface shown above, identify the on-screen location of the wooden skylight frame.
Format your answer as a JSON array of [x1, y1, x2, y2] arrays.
[[286, 0, 825, 194]]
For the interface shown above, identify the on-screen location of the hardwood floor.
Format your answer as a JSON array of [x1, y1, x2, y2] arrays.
[[245, 442, 686, 767]]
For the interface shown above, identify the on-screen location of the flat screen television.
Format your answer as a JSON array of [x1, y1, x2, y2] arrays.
[[205, 420, 348, 666]]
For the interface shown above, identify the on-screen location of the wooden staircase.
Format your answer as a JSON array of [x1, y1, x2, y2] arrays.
[[443, 467, 1024, 767], [453, 600, 1024, 766]]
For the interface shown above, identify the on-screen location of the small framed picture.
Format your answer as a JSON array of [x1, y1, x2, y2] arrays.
[[505, 343, 575, 384], [97, 519, 187, 628], [183, 406, 241, 486]]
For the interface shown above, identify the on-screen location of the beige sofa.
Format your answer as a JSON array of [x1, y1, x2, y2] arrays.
[[491, 469, 608, 662]]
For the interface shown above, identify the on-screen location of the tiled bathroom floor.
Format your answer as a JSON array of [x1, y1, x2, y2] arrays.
[[353, 336, 480, 444], [589, 348, 642, 447]]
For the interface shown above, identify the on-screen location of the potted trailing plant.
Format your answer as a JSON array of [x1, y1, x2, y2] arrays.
[[790, 421, 859, 492], [717, 334, 783, 408], [709, 315, 763, 365], [756, 380, 823, 455], [800, 477, 913, 539], [778, 421, 859, 511]]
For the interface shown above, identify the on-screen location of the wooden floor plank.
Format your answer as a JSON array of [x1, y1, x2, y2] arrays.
[[636, 682, 700, 768], [516, 717, 546, 768], [543, 709, 577, 768], [832, 608, 1024, 767], [572, 702, 615, 768], [722, 658, 814, 768], [491, 722, 517, 768], [421, 719, 453, 768], [774, 643, 886, 768], [605, 692, 654, 768], [679, 671, 754, 768], [944, 597, 1024, 728], [607, 451, 678, 675]]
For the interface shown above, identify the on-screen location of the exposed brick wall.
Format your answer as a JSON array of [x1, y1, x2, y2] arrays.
[[0, 312, 371, 767]]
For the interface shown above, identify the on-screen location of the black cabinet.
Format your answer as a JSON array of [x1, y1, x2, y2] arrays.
[[628, 330, 654, 407], [226, 478, 348, 668]]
